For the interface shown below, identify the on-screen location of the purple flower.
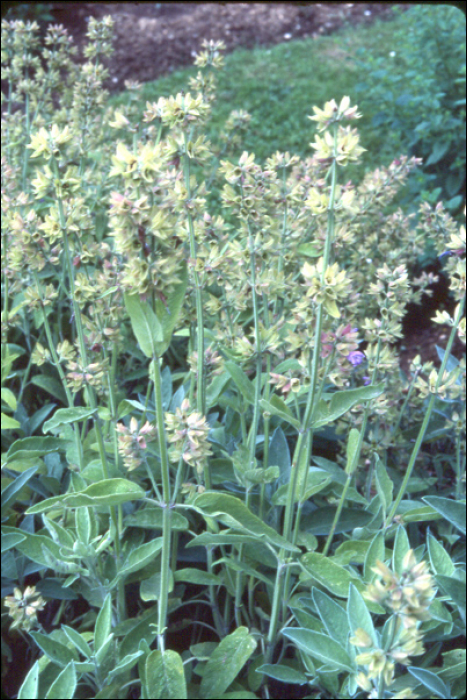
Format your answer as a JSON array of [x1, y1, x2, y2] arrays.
[[363, 376, 371, 385], [347, 350, 366, 367]]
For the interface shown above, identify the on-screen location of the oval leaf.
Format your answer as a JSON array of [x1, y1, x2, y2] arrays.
[[192, 492, 300, 553], [300, 551, 365, 598], [408, 666, 450, 699], [26, 479, 145, 513], [45, 661, 77, 699], [200, 627, 257, 699], [422, 496, 466, 535], [43, 407, 97, 434], [124, 293, 164, 358], [18, 660, 39, 700], [146, 649, 187, 699], [282, 628, 354, 672]]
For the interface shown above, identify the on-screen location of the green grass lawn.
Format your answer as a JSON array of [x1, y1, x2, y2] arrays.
[[107, 5, 465, 222], [108, 7, 409, 170]]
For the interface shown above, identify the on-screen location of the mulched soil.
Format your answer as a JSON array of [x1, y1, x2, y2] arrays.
[[41, 2, 410, 95], [3, 1, 464, 371]]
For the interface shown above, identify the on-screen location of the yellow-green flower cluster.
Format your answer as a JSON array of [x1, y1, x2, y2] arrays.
[[300, 258, 351, 319], [310, 125, 366, 166], [188, 346, 225, 383], [116, 416, 157, 472], [364, 550, 436, 626], [4, 585, 46, 632], [350, 550, 435, 698], [165, 398, 212, 475], [66, 357, 110, 395], [308, 95, 362, 132], [353, 623, 424, 698], [414, 365, 463, 401], [193, 39, 226, 70]]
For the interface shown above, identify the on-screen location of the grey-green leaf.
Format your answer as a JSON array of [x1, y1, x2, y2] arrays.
[[313, 588, 350, 647], [363, 531, 385, 583], [18, 660, 39, 699], [192, 492, 300, 552], [95, 593, 112, 653], [6, 437, 68, 463], [423, 496, 466, 535], [312, 383, 384, 429], [256, 664, 307, 684], [145, 649, 187, 699], [281, 628, 354, 672], [43, 407, 97, 434], [29, 631, 76, 668], [408, 666, 451, 699], [347, 584, 377, 646], [45, 661, 77, 699], [200, 627, 257, 699], [124, 292, 164, 358], [427, 530, 455, 577], [26, 479, 145, 513], [225, 361, 256, 404], [392, 525, 410, 574]]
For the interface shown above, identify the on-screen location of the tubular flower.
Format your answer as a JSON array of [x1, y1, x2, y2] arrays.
[[165, 398, 212, 475], [301, 257, 351, 318], [364, 550, 436, 626], [308, 95, 362, 132], [116, 417, 157, 472], [4, 585, 46, 631]]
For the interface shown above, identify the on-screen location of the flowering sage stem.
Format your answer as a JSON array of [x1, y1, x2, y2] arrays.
[[385, 295, 465, 527]]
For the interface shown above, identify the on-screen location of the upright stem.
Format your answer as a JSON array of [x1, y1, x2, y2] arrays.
[[183, 132, 207, 424], [385, 295, 465, 527], [51, 156, 125, 623], [235, 215, 264, 624], [265, 123, 339, 666], [152, 354, 172, 651]]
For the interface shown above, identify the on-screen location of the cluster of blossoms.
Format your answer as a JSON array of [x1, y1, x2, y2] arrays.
[[351, 550, 436, 698], [116, 416, 157, 472], [165, 398, 212, 476], [188, 345, 224, 382], [4, 585, 46, 632], [66, 356, 110, 396], [300, 259, 352, 320]]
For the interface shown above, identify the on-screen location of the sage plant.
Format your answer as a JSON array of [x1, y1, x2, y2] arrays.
[[2, 16, 465, 700]]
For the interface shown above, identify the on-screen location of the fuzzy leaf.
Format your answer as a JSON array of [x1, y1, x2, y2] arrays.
[[423, 496, 466, 535], [225, 361, 256, 404], [18, 660, 39, 700], [300, 551, 365, 597], [145, 649, 187, 699], [45, 661, 77, 699], [124, 293, 164, 358], [347, 584, 377, 646], [1, 412, 20, 429], [154, 263, 188, 355], [392, 525, 410, 574], [95, 593, 112, 653], [312, 384, 384, 429], [282, 628, 354, 672], [363, 531, 385, 583], [192, 492, 300, 552], [29, 631, 76, 668], [43, 407, 97, 434], [26, 479, 145, 513], [6, 437, 68, 463], [313, 588, 350, 647], [259, 395, 301, 429], [256, 664, 307, 684], [427, 530, 455, 576], [200, 627, 257, 699], [408, 666, 450, 699]]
